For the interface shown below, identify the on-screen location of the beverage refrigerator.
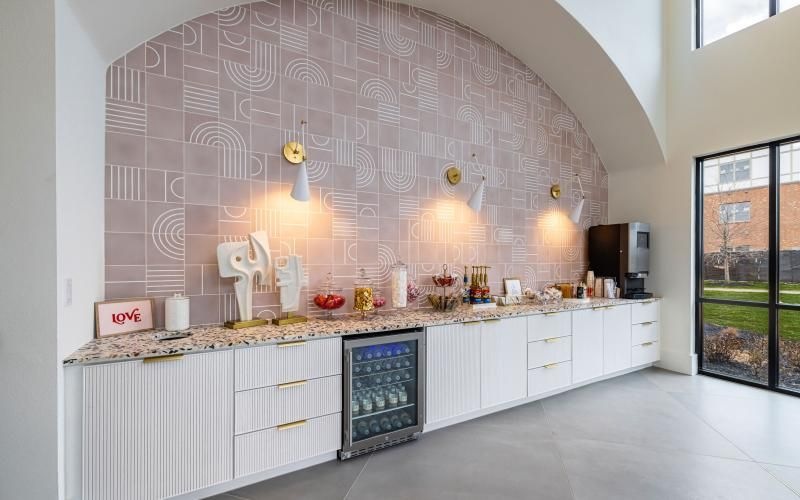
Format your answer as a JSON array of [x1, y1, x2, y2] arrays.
[[339, 328, 425, 459]]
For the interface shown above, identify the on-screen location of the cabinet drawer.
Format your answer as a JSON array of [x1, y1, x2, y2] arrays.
[[631, 301, 659, 324], [631, 341, 660, 366], [527, 312, 572, 342], [235, 375, 342, 435], [528, 336, 572, 369], [528, 361, 572, 397], [235, 337, 341, 391], [234, 413, 341, 478], [631, 321, 660, 346]]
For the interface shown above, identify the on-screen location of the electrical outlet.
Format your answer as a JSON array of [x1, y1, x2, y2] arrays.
[[65, 278, 72, 307]]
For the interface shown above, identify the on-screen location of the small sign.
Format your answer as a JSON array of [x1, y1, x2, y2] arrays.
[[95, 299, 155, 338]]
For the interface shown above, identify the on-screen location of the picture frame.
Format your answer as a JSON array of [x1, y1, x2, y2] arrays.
[[95, 298, 156, 338], [503, 278, 523, 296]]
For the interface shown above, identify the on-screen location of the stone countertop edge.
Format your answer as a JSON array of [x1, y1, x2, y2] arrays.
[[64, 297, 660, 366]]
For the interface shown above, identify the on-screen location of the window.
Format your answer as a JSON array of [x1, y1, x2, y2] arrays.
[[720, 202, 751, 223], [696, 0, 794, 47], [696, 136, 800, 397]]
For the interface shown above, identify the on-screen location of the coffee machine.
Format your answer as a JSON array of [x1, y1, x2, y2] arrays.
[[588, 222, 653, 299]]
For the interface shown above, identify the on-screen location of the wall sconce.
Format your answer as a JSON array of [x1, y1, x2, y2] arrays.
[[466, 154, 484, 212], [283, 120, 310, 202], [569, 173, 585, 224]]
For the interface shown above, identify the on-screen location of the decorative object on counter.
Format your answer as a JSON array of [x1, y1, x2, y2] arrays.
[[217, 231, 272, 329], [503, 278, 523, 297], [494, 294, 523, 306], [556, 283, 573, 299], [428, 264, 459, 311], [530, 285, 564, 305], [406, 278, 421, 304], [164, 294, 190, 332], [604, 278, 617, 300], [586, 270, 595, 297], [570, 173, 586, 224], [313, 273, 346, 319], [94, 298, 155, 338], [462, 268, 470, 303], [595, 277, 605, 297], [576, 282, 586, 299], [391, 261, 408, 308], [274, 255, 309, 326], [286, 120, 310, 202], [353, 268, 375, 318], [372, 290, 386, 314]]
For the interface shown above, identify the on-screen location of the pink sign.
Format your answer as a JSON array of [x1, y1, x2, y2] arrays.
[[95, 299, 155, 338]]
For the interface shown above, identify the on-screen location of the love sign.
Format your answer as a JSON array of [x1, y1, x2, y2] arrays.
[[95, 298, 155, 338]]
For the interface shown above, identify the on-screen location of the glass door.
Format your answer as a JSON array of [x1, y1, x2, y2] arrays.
[[341, 329, 425, 458], [696, 137, 800, 396]]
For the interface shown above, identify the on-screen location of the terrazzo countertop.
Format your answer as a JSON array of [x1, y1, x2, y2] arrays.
[[64, 297, 660, 365]]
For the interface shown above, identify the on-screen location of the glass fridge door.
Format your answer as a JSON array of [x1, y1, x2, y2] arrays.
[[342, 330, 425, 457]]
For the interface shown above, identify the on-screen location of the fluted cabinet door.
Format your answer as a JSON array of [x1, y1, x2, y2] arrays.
[[425, 323, 481, 425], [82, 351, 234, 500], [481, 317, 528, 408]]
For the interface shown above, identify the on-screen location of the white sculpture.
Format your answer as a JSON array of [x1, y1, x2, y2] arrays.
[[217, 231, 271, 322], [275, 255, 307, 313]]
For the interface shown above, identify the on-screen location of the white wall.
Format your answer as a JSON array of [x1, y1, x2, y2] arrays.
[[556, 0, 667, 155], [612, 1, 800, 374], [0, 1, 60, 499]]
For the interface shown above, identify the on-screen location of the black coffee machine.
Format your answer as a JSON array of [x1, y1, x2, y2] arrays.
[[588, 222, 653, 299]]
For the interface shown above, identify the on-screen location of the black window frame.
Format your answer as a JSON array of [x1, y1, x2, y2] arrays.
[[696, 0, 779, 49], [695, 134, 800, 396]]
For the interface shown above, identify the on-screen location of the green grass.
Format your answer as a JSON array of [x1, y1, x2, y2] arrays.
[[701, 281, 800, 340]]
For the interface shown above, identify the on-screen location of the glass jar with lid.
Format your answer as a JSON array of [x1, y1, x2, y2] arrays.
[[353, 268, 374, 318], [391, 260, 408, 308], [312, 272, 346, 319]]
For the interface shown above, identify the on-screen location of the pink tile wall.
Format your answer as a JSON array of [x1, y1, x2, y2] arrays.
[[104, 0, 608, 327]]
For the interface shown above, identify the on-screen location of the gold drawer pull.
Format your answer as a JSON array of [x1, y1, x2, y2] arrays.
[[640, 321, 655, 326], [277, 340, 307, 348], [463, 321, 482, 326], [484, 318, 501, 323], [642, 342, 655, 347], [544, 363, 559, 369], [593, 306, 612, 311], [544, 312, 559, 317], [545, 338, 560, 343], [277, 419, 307, 431], [278, 380, 307, 389], [142, 354, 184, 364]]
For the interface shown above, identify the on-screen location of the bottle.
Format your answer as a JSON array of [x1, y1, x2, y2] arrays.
[[374, 348, 383, 359], [391, 261, 408, 308], [402, 359, 411, 368], [355, 352, 363, 362], [374, 361, 382, 372], [353, 364, 361, 375], [380, 417, 392, 431], [357, 421, 369, 438], [375, 394, 386, 411], [364, 363, 373, 374], [398, 388, 408, 405], [352, 400, 360, 417], [362, 397, 373, 414], [463, 268, 470, 303], [365, 349, 373, 360], [354, 379, 363, 390], [391, 415, 403, 429], [387, 390, 398, 408], [384, 360, 392, 371], [400, 412, 413, 425], [402, 344, 411, 355], [369, 419, 381, 434], [393, 345, 402, 356]]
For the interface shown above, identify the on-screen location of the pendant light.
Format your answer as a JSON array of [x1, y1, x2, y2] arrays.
[[467, 153, 485, 212], [570, 173, 585, 224]]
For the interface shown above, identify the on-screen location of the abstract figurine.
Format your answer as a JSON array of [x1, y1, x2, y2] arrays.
[[217, 231, 271, 326], [274, 255, 309, 325]]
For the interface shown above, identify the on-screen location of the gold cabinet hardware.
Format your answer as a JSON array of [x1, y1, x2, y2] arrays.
[[484, 318, 501, 323], [544, 312, 559, 317], [642, 342, 655, 347], [463, 321, 482, 326], [278, 380, 308, 389], [593, 306, 612, 311], [544, 363, 558, 369], [544, 338, 560, 343], [640, 321, 655, 326], [277, 419, 307, 431], [142, 354, 184, 364], [277, 340, 307, 348]]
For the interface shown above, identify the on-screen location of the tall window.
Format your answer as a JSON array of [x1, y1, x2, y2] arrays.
[[696, 0, 799, 48], [696, 136, 800, 396]]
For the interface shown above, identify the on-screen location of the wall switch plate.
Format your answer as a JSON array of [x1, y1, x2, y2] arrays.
[[65, 278, 72, 307]]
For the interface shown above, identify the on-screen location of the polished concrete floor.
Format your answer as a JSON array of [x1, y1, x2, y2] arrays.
[[211, 368, 800, 500]]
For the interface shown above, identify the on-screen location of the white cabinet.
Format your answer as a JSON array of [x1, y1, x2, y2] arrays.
[[235, 337, 341, 391], [481, 317, 527, 408], [603, 305, 632, 374], [527, 311, 571, 342], [572, 308, 604, 384], [426, 322, 482, 424], [81, 351, 233, 500], [527, 336, 572, 369], [528, 361, 572, 395]]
